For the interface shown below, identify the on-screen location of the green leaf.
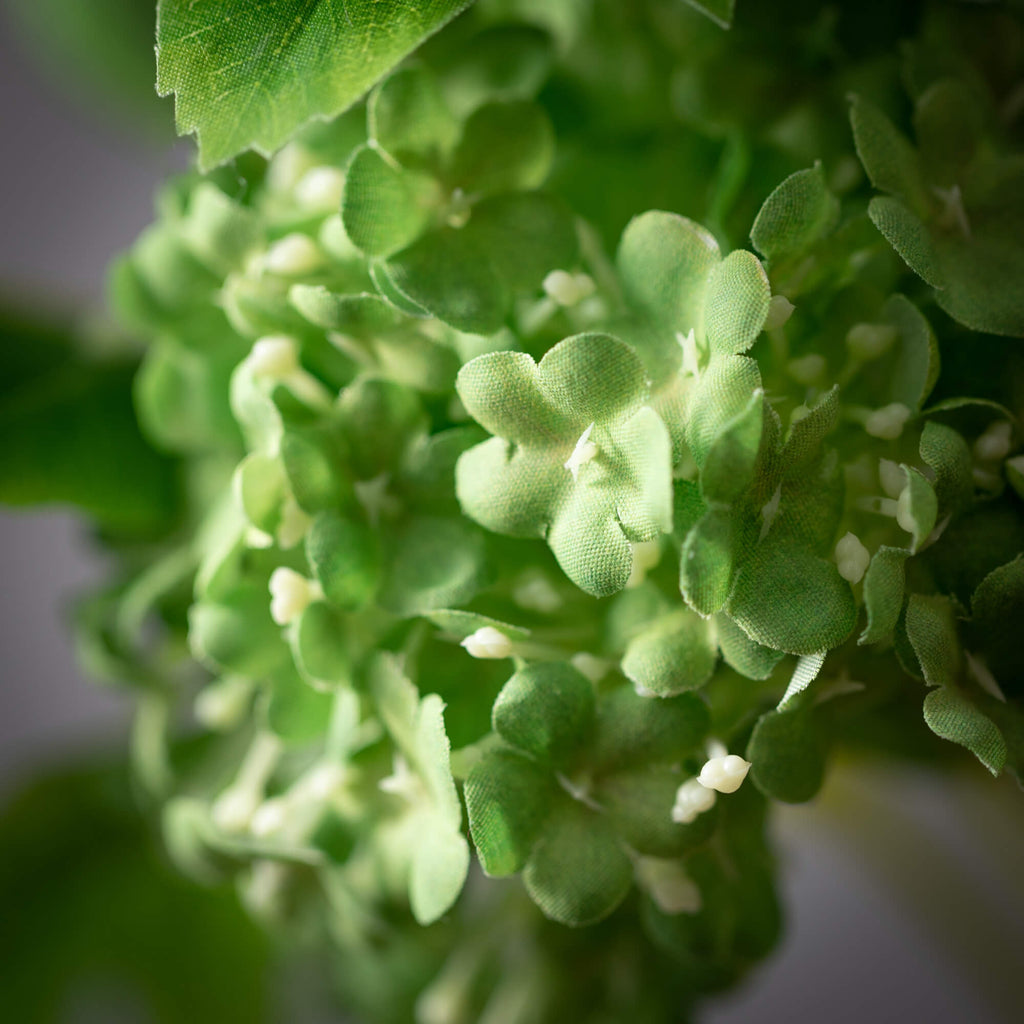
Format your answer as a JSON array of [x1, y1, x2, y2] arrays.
[[970, 556, 1024, 686], [368, 64, 458, 163], [590, 688, 710, 771], [341, 145, 439, 258], [923, 688, 1006, 776], [522, 801, 632, 927], [859, 546, 908, 645], [679, 508, 747, 616], [234, 453, 285, 533], [616, 211, 719, 332], [867, 197, 944, 288], [703, 251, 771, 357], [338, 377, 427, 478], [465, 749, 554, 877], [715, 614, 785, 680], [409, 814, 470, 924], [280, 425, 353, 515], [291, 601, 351, 687], [156, 0, 474, 169], [701, 390, 764, 505], [681, 0, 735, 30], [379, 516, 488, 614], [920, 422, 973, 516], [747, 709, 826, 803], [728, 539, 856, 655], [386, 227, 508, 334], [265, 662, 334, 742], [882, 294, 939, 412], [305, 511, 380, 610], [685, 355, 762, 467], [621, 611, 718, 697], [899, 466, 938, 554], [905, 593, 961, 687], [780, 387, 839, 475], [849, 95, 929, 214], [492, 662, 595, 763], [189, 583, 288, 677], [777, 651, 826, 711], [449, 101, 555, 195], [750, 163, 839, 260]]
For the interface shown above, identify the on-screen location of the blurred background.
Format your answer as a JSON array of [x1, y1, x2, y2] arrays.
[[1, 3, 1022, 1022]]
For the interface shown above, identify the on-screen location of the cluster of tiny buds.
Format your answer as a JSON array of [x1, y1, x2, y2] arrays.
[[672, 744, 751, 824]]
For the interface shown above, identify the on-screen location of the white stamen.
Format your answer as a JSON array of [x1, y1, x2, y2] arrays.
[[635, 857, 702, 915], [864, 403, 911, 440], [461, 626, 514, 660], [672, 778, 717, 823], [294, 166, 345, 211], [697, 753, 751, 794], [835, 532, 871, 583], [846, 322, 898, 360], [564, 422, 599, 480], [269, 567, 321, 625], [263, 233, 324, 275], [764, 294, 795, 330], [974, 421, 1013, 462], [879, 458, 906, 499], [677, 328, 701, 378]]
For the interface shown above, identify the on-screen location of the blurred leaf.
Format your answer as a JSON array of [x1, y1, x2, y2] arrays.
[[621, 610, 718, 697], [156, 0, 474, 169]]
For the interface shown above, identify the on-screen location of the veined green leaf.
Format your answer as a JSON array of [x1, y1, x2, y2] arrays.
[[923, 687, 1006, 776], [905, 593, 961, 688], [859, 546, 907, 645], [750, 163, 839, 261], [704, 250, 771, 357]]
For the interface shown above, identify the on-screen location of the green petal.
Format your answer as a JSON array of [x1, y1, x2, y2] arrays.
[[234, 452, 285, 533], [704, 250, 771, 357], [465, 749, 554, 877], [265, 662, 334, 743], [781, 387, 839, 475], [729, 539, 856, 655], [188, 583, 288, 677], [492, 661, 595, 764], [750, 163, 839, 261], [621, 610, 718, 697], [522, 801, 632, 927]]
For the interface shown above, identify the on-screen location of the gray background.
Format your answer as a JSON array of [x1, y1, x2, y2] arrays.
[[1, 9, 1021, 1023]]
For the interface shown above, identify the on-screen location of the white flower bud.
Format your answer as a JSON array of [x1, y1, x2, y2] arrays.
[[248, 335, 300, 379], [846, 322, 898, 360], [896, 484, 916, 535], [835, 532, 871, 584], [263, 232, 323, 275], [974, 421, 1013, 462], [293, 166, 345, 211], [543, 269, 595, 307], [672, 777, 717, 823], [878, 458, 906, 499], [460, 626, 514, 659], [864, 403, 911, 440], [269, 567, 319, 625], [564, 422, 599, 479], [764, 294, 795, 330], [697, 753, 751, 794]]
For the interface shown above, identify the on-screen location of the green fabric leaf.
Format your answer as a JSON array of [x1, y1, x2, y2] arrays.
[[920, 421, 973, 516], [598, 768, 716, 857], [900, 466, 938, 554], [729, 539, 856, 655], [849, 95, 929, 214], [234, 453, 285, 533], [777, 651, 826, 711], [522, 801, 632, 927], [923, 688, 1007, 776], [590, 687, 710, 771], [409, 815, 470, 924], [189, 583, 288, 677], [715, 614, 785, 680], [681, 0, 735, 30], [770, 449, 845, 557], [291, 601, 351, 687], [621, 611, 718, 697], [747, 709, 826, 803], [679, 508, 748, 616], [379, 516, 488, 614], [859, 546, 908, 645], [616, 210, 719, 332], [701, 390, 764, 505], [337, 377, 427, 478], [368, 64, 457, 164], [750, 163, 839, 261], [970, 556, 1024, 686], [464, 749, 553, 877], [156, 0, 473, 169], [685, 355, 762, 467], [492, 662, 595, 764], [265, 662, 334, 743], [386, 227, 508, 334], [704, 251, 771, 357], [178, 183, 263, 275], [290, 287, 404, 334], [341, 145, 439, 258], [305, 511, 380, 611], [868, 197, 945, 288], [905, 593, 961, 687], [882, 294, 940, 412], [449, 101, 554, 195], [280, 425, 353, 515], [780, 387, 839, 475]]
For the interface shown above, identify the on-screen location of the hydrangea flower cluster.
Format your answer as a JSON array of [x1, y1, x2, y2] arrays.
[[83, 2, 1024, 1020]]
